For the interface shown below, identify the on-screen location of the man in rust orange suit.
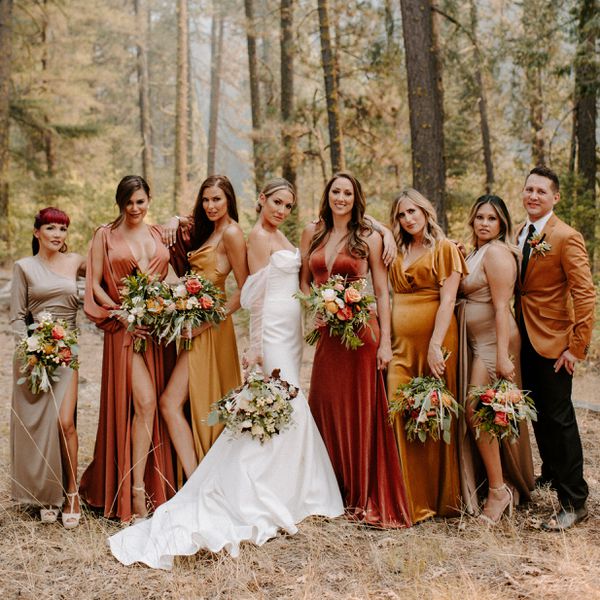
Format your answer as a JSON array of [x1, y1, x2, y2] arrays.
[[516, 166, 595, 531]]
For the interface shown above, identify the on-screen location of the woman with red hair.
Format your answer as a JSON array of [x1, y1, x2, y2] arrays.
[[10, 207, 85, 527]]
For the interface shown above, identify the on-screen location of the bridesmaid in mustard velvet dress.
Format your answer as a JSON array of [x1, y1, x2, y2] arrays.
[[457, 195, 534, 523], [387, 188, 467, 524], [81, 176, 176, 522], [300, 172, 411, 528], [160, 175, 248, 478]]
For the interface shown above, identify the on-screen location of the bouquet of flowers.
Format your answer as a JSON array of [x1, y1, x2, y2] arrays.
[[469, 379, 537, 441], [295, 274, 375, 350], [111, 272, 170, 352], [16, 312, 79, 394], [389, 376, 460, 444], [155, 272, 226, 350], [207, 368, 298, 444]]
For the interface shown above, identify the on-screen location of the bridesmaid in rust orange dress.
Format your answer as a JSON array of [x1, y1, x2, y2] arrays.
[[387, 188, 467, 524], [300, 172, 411, 528], [80, 175, 176, 522]]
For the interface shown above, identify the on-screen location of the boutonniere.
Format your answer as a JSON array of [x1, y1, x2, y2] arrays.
[[528, 232, 552, 257]]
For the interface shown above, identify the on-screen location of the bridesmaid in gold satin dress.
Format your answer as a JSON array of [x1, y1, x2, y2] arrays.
[[387, 188, 467, 523], [457, 195, 534, 523], [160, 175, 248, 478]]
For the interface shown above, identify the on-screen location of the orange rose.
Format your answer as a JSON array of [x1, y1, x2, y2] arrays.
[[336, 305, 353, 321], [28, 356, 39, 366], [185, 277, 203, 295], [325, 301, 338, 314], [344, 287, 362, 304], [199, 295, 214, 309], [51, 325, 65, 340], [175, 298, 187, 311], [493, 411, 509, 427], [480, 389, 496, 404], [430, 390, 439, 406], [59, 347, 73, 364]]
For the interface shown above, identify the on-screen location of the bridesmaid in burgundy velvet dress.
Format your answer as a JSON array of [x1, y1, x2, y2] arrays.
[[299, 172, 411, 528]]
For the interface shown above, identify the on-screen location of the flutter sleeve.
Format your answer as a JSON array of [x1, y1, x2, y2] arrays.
[[434, 239, 468, 287], [9, 261, 29, 340], [240, 264, 270, 366]]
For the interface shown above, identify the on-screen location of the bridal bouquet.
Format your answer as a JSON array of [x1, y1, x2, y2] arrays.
[[207, 368, 298, 444], [155, 273, 226, 350], [469, 379, 537, 441], [389, 376, 460, 444], [16, 312, 79, 394], [111, 272, 170, 353], [295, 274, 375, 350]]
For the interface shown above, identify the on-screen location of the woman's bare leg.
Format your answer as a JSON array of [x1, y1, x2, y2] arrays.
[[58, 371, 79, 513]]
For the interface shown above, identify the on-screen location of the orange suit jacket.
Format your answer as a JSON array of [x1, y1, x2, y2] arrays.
[[515, 214, 595, 360]]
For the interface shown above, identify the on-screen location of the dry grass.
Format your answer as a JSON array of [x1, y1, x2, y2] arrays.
[[1, 299, 599, 600]]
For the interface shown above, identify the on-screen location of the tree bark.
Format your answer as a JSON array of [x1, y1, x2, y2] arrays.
[[0, 0, 13, 254], [280, 0, 296, 189], [317, 0, 344, 173], [574, 0, 598, 265], [244, 0, 265, 193], [134, 0, 154, 190], [400, 0, 446, 227], [528, 65, 545, 165], [207, 3, 224, 176], [41, 1, 55, 176], [174, 0, 189, 212]]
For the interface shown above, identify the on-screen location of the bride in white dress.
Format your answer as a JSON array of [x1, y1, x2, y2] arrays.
[[109, 178, 343, 569]]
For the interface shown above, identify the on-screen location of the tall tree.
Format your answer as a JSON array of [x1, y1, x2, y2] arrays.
[[41, 0, 55, 176], [280, 0, 296, 189], [134, 0, 154, 190], [573, 0, 598, 263], [174, 0, 189, 211], [244, 0, 265, 192], [0, 0, 12, 253], [400, 0, 446, 227], [207, 2, 224, 176], [317, 0, 344, 173]]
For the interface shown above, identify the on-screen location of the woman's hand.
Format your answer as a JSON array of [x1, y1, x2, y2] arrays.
[[376, 341, 392, 371], [160, 216, 181, 247], [242, 349, 263, 374], [313, 311, 327, 329], [181, 321, 211, 340], [381, 227, 398, 267], [496, 354, 515, 381], [427, 341, 446, 379], [130, 324, 151, 341]]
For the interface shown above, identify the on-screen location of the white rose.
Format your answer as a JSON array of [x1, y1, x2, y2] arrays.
[[321, 288, 336, 302], [335, 297, 345, 308], [186, 296, 199, 309], [173, 284, 187, 298], [38, 312, 53, 324], [26, 336, 40, 352], [241, 419, 252, 429], [127, 314, 136, 323], [251, 424, 265, 437]]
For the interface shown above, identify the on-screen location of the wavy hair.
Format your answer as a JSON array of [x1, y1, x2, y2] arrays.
[[308, 172, 372, 259], [110, 175, 151, 229], [390, 188, 445, 254]]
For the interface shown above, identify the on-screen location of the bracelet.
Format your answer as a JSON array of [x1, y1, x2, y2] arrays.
[[174, 215, 181, 223]]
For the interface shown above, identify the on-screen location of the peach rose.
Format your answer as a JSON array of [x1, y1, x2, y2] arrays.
[[185, 277, 203, 295], [344, 287, 362, 304], [199, 295, 214, 309], [59, 347, 72, 364], [430, 390, 439, 406], [51, 325, 65, 340], [493, 411, 509, 427], [481, 389, 496, 404], [325, 301, 339, 314]]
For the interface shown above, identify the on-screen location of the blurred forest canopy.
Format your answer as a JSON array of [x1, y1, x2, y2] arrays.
[[0, 0, 597, 266]]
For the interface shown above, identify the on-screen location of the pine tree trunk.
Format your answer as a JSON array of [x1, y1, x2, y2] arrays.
[[174, 0, 189, 212], [280, 0, 296, 189], [317, 0, 344, 173], [574, 0, 598, 266], [0, 0, 12, 255], [134, 0, 154, 190], [244, 0, 265, 193], [207, 4, 224, 176], [400, 0, 446, 228], [528, 65, 545, 165], [41, 1, 55, 177]]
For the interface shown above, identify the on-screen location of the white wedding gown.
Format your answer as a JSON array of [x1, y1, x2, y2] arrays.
[[109, 249, 343, 569]]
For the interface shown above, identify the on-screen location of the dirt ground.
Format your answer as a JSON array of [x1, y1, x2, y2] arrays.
[[0, 284, 599, 599]]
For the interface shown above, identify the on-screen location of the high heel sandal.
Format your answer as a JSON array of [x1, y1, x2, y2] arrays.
[[61, 491, 81, 529], [131, 485, 149, 523], [479, 484, 513, 525], [40, 506, 60, 524]]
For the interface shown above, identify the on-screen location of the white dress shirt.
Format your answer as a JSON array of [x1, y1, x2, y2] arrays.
[[517, 211, 554, 250]]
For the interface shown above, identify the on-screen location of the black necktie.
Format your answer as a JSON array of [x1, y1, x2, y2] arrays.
[[520, 224, 536, 282]]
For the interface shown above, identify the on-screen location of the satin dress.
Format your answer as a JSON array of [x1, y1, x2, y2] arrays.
[[307, 245, 411, 528], [457, 241, 534, 512], [80, 225, 176, 522], [109, 249, 343, 569], [387, 239, 466, 523], [10, 256, 79, 507]]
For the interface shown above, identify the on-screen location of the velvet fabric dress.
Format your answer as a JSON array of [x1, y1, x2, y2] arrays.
[[307, 245, 411, 528], [79, 225, 176, 522], [387, 239, 466, 523], [457, 242, 534, 513], [10, 256, 79, 507]]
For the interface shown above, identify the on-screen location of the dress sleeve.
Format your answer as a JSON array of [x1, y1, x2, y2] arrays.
[[240, 265, 270, 365], [169, 220, 194, 277], [434, 239, 468, 287], [9, 261, 29, 340]]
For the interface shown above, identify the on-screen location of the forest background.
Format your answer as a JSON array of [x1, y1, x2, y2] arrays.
[[0, 0, 598, 264]]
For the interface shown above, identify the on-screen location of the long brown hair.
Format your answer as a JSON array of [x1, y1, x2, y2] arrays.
[[191, 175, 239, 250], [308, 172, 372, 259], [467, 194, 519, 257], [110, 175, 151, 229]]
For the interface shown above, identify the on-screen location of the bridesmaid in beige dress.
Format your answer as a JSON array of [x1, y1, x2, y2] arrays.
[[160, 175, 248, 478], [10, 207, 85, 527], [458, 195, 534, 523]]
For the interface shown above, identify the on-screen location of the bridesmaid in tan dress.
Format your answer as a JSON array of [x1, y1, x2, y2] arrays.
[[10, 207, 85, 527], [387, 188, 467, 524], [457, 195, 534, 523], [160, 175, 248, 478], [80, 176, 176, 522]]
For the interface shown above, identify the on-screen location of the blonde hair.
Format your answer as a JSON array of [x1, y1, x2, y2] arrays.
[[390, 188, 445, 254]]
